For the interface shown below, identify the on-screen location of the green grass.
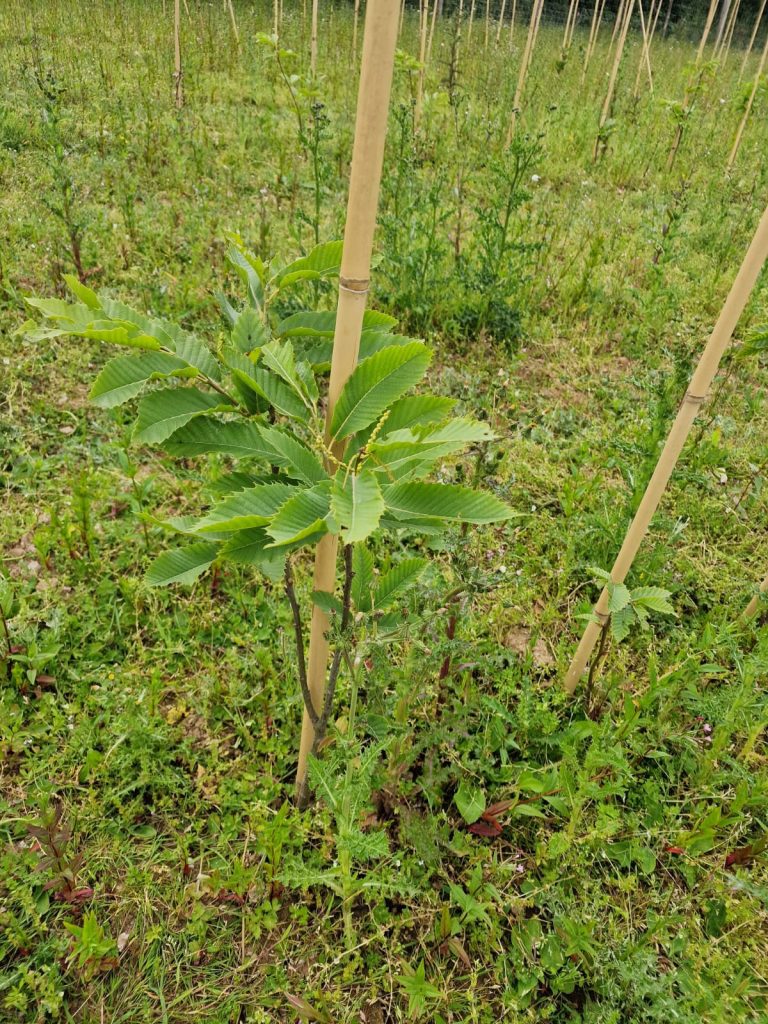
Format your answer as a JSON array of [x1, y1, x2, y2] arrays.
[[2, 1, 768, 1021]]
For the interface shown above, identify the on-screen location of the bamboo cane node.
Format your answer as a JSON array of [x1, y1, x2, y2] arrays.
[[339, 276, 370, 294], [593, 610, 610, 625], [683, 391, 708, 406]]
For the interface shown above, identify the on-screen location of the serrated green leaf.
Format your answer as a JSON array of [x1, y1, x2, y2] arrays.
[[260, 338, 305, 400], [383, 482, 515, 525], [63, 274, 100, 309], [331, 342, 432, 441], [193, 482, 298, 533], [133, 388, 230, 444], [145, 543, 219, 586], [89, 352, 191, 408], [219, 528, 286, 581], [380, 395, 457, 434], [266, 483, 332, 548], [273, 240, 343, 287], [276, 308, 396, 339], [607, 583, 632, 614], [351, 544, 375, 610], [169, 331, 222, 381], [163, 418, 275, 459], [225, 349, 307, 420], [232, 307, 267, 353], [330, 470, 384, 543], [257, 425, 328, 485], [611, 605, 635, 642], [373, 558, 427, 610], [630, 586, 675, 615]]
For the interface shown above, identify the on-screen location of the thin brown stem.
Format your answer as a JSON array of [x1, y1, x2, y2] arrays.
[[285, 560, 317, 726]]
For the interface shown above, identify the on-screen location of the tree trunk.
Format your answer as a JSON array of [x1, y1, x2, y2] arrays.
[[296, 0, 402, 803]]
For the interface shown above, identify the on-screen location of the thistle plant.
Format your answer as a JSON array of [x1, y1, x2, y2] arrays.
[[26, 237, 515, 797]]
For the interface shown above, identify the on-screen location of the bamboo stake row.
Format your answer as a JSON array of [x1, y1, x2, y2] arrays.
[[697, 0, 720, 64], [593, 0, 634, 161], [727, 26, 768, 171], [507, 0, 544, 142], [564, 203, 768, 693], [296, 0, 401, 802], [583, 0, 608, 79], [739, 0, 767, 80]]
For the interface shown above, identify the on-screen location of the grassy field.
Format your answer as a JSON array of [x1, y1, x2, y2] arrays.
[[2, 0, 768, 1021]]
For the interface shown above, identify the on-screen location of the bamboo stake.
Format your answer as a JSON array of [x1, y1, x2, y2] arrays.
[[467, 0, 476, 45], [508, 0, 517, 48], [225, 0, 240, 49], [727, 28, 768, 171], [274, 0, 280, 37], [583, 0, 607, 79], [566, 0, 580, 49], [744, 571, 768, 618], [564, 203, 768, 693], [427, 0, 439, 65], [562, 0, 579, 50], [610, 0, 627, 49], [507, 0, 544, 141], [311, 0, 319, 74], [173, 0, 183, 108], [593, 0, 634, 160], [634, 0, 660, 96], [415, 0, 430, 128], [296, 0, 401, 803], [697, 0, 720, 64], [496, 0, 507, 45], [484, 0, 491, 48], [717, 0, 741, 65], [714, 0, 731, 52], [399, 0, 406, 37], [739, 0, 766, 81], [633, 0, 653, 96]]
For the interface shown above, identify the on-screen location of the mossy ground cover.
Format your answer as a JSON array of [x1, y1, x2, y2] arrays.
[[1, 2, 768, 1021]]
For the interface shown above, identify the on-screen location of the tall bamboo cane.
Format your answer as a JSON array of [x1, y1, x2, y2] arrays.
[[311, 0, 319, 73], [296, 0, 401, 801], [508, 0, 517, 48], [484, 0, 491, 48], [633, 0, 653, 96], [722, 0, 742, 65], [744, 570, 768, 618], [173, 0, 183, 108], [507, 0, 544, 142], [566, 0, 580, 49], [496, 0, 507, 45], [727, 29, 768, 171], [583, 0, 607, 79], [562, 0, 579, 50], [427, 0, 439, 65], [274, 0, 280, 37], [739, 0, 766, 81], [564, 203, 768, 693], [714, 0, 732, 52], [225, 0, 240, 48], [634, 0, 660, 97], [399, 0, 406, 37], [593, 0, 634, 160], [610, 0, 628, 48], [415, 0, 430, 128], [697, 0, 720, 64], [467, 0, 476, 44]]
